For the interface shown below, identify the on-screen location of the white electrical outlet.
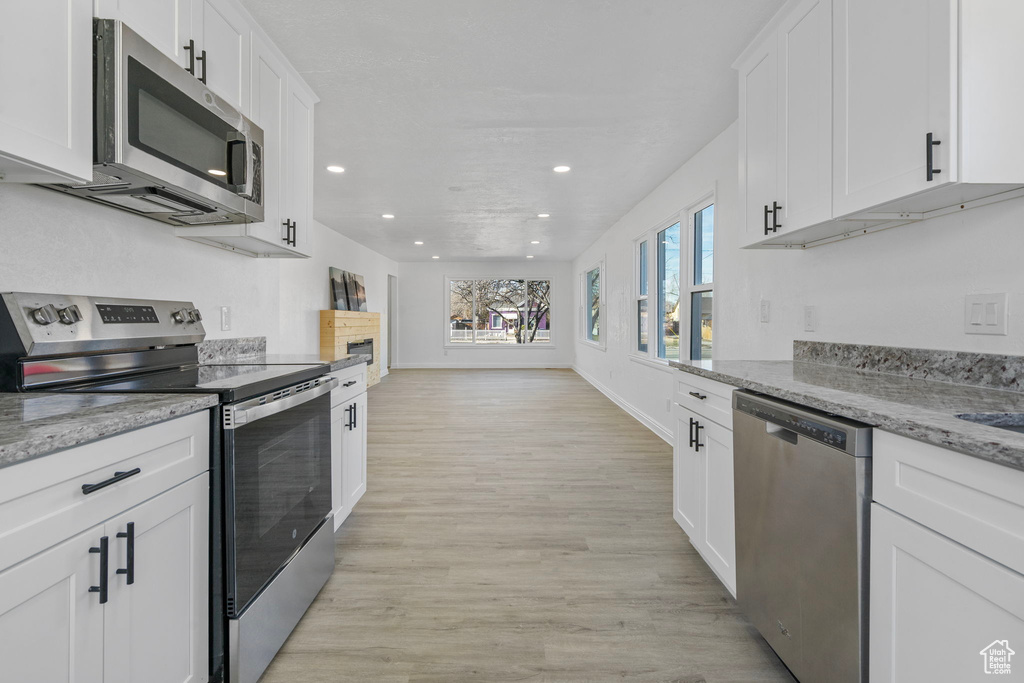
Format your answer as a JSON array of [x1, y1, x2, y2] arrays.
[[760, 299, 771, 323], [220, 306, 231, 331], [804, 305, 817, 332], [965, 293, 1007, 335]]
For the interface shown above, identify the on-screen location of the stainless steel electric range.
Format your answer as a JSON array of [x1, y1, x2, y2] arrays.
[[0, 292, 337, 683]]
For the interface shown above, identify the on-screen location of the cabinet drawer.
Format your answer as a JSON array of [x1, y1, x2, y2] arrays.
[[673, 373, 734, 429], [331, 363, 367, 407], [873, 430, 1024, 575], [0, 411, 210, 572]]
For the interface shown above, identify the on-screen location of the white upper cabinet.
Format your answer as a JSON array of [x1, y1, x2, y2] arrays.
[[832, 0, 956, 216], [737, 0, 831, 247], [94, 0, 193, 68], [0, 0, 92, 183], [191, 0, 250, 115], [739, 0, 1024, 248], [284, 82, 315, 255]]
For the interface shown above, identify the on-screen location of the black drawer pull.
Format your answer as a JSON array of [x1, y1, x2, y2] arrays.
[[688, 391, 707, 400], [116, 522, 135, 585], [342, 380, 357, 387], [89, 536, 109, 604], [82, 468, 141, 495]]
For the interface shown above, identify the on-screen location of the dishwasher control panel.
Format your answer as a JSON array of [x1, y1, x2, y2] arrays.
[[734, 391, 871, 456]]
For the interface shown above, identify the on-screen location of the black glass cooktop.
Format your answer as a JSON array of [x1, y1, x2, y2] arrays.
[[63, 363, 326, 402]]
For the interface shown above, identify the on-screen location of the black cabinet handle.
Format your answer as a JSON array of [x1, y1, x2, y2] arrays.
[[82, 468, 141, 495], [89, 536, 109, 604], [688, 391, 707, 400], [926, 132, 941, 181], [763, 204, 771, 235], [282, 219, 297, 247], [342, 380, 357, 387], [116, 522, 135, 585], [353, 402, 358, 429], [772, 200, 783, 231], [290, 221, 297, 246], [344, 405, 352, 431], [184, 39, 196, 76], [694, 422, 704, 451], [688, 417, 696, 448], [197, 49, 207, 84]]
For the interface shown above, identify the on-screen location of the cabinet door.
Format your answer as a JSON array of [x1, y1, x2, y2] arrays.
[[331, 402, 350, 531], [104, 474, 209, 683], [343, 393, 368, 511], [870, 504, 1024, 683], [0, 526, 105, 683], [249, 33, 291, 251], [0, 0, 92, 183], [673, 408, 703, 541], [699, 418, 735, 595], [95, 0, 193, 68], [284, 82, 315, 255], [737, 39, 778, 246], [776, 0, 832, 233], [833, 0, 957, 216], [192, 0, 250, 114]]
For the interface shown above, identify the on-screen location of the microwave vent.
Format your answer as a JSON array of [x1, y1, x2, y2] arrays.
[[59, 170, 128, 190], [170, 212, 234, 225]]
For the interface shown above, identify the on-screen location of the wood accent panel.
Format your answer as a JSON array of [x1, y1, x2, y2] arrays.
[[258, 369, 794, 682], [320, 311, 381, 386]]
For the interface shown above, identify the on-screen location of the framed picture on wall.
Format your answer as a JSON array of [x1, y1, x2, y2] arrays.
[[330, 267, 367, 312]]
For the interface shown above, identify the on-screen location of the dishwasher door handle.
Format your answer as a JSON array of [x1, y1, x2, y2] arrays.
[[766, 422, 798, 445]]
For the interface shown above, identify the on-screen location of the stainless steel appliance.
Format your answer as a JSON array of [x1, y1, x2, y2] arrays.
[[732, 391, 871, 683], [43, 19, 263, 226], [0, 292, 335, 683]]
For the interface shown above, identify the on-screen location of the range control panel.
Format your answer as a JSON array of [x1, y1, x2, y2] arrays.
[[0, 292, 206, 357]]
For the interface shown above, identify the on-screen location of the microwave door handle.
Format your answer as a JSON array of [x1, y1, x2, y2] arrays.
[[230, 130, 256, 200], [223, 377, 338, 429]]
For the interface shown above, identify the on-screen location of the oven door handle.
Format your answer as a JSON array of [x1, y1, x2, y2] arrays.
[[224, 377, 338, 429]]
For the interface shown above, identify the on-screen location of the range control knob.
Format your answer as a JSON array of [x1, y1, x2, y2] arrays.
[[31, 304, 59, 325], [172, 309, 187, 323], [188, 308, 202, 323], [58, 305, 82, 325]]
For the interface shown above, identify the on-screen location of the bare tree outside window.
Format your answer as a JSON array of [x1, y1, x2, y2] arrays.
[[447, 279, 552, 345]]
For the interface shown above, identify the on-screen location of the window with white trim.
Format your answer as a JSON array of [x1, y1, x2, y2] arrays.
[[579, 260, 604, 347], [446, 278, 552, 345]]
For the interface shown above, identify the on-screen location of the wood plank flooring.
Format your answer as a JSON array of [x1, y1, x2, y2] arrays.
[[259, 369, 793, 682]]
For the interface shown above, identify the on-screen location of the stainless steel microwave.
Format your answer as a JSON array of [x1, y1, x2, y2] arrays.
[[44, 19, 263, 226]]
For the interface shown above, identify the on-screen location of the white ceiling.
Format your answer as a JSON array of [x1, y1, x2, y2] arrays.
[[240, 0, 784, 262]]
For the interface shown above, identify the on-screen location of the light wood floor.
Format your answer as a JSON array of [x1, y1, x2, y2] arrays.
[[259, 369, 793, 682]]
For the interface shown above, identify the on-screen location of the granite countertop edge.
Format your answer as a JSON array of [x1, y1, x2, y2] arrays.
[[0, 394, 219, 470], [669, 360, 1024, 472]]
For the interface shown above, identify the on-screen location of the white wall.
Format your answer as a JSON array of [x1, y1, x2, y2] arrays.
[[0, 184, 398, 360], [395, 260, 574, 368], [572, 121, 1024, 440]]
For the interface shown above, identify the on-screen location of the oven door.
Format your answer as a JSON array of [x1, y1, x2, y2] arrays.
[[222, 377, 336, 615]]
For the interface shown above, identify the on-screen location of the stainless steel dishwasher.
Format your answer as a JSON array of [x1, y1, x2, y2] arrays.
[[733, 391, 871, 683]]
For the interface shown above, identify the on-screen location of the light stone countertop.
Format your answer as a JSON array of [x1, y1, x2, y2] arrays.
[[254, 353, 371, 373], [669, 359, 1024, 471], [0, 392, 218, 470]]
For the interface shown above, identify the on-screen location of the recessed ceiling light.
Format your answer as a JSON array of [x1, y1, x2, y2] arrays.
[[537, 213, 550, 218], [553, 166, 571, 173], [414, 241, 424, 245], [326, 165, 345, 173], [382, 214, 395, 219], [527, 255, 535, 259], [208, 169, 227, 176], [432, 255, 440, 259], [531, 240, 540, 244]]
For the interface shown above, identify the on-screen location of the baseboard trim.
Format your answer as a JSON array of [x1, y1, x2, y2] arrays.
[[390, 363, 573, 369], [572, 364, 673, 444]]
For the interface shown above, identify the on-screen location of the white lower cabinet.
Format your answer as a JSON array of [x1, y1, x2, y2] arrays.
[[0, 412, 210, 683], [331, 364, 369, 531], [870, 504, 1024, 683], [673, 375, 736, 596]]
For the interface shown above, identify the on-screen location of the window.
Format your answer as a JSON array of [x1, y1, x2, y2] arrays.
[[446, 278, 551, 345], [580, 261, 603, 347], [636, 240, 648, 353], [633, 191, 715, 362]]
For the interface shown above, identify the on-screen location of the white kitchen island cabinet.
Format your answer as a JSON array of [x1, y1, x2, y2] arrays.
[[331, 363, 369, 531], [672, 374, 736, 596], [0, 0, 93, 184], [0, 411, 211, 683], [870, 430, 1024, 683]]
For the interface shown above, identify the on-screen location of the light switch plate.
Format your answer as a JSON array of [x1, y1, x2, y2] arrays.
[[965, 293, 1007, 335], [804, 305, 817, 332], [220, 306, 231, 331], [760, 299, 770, 323]]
